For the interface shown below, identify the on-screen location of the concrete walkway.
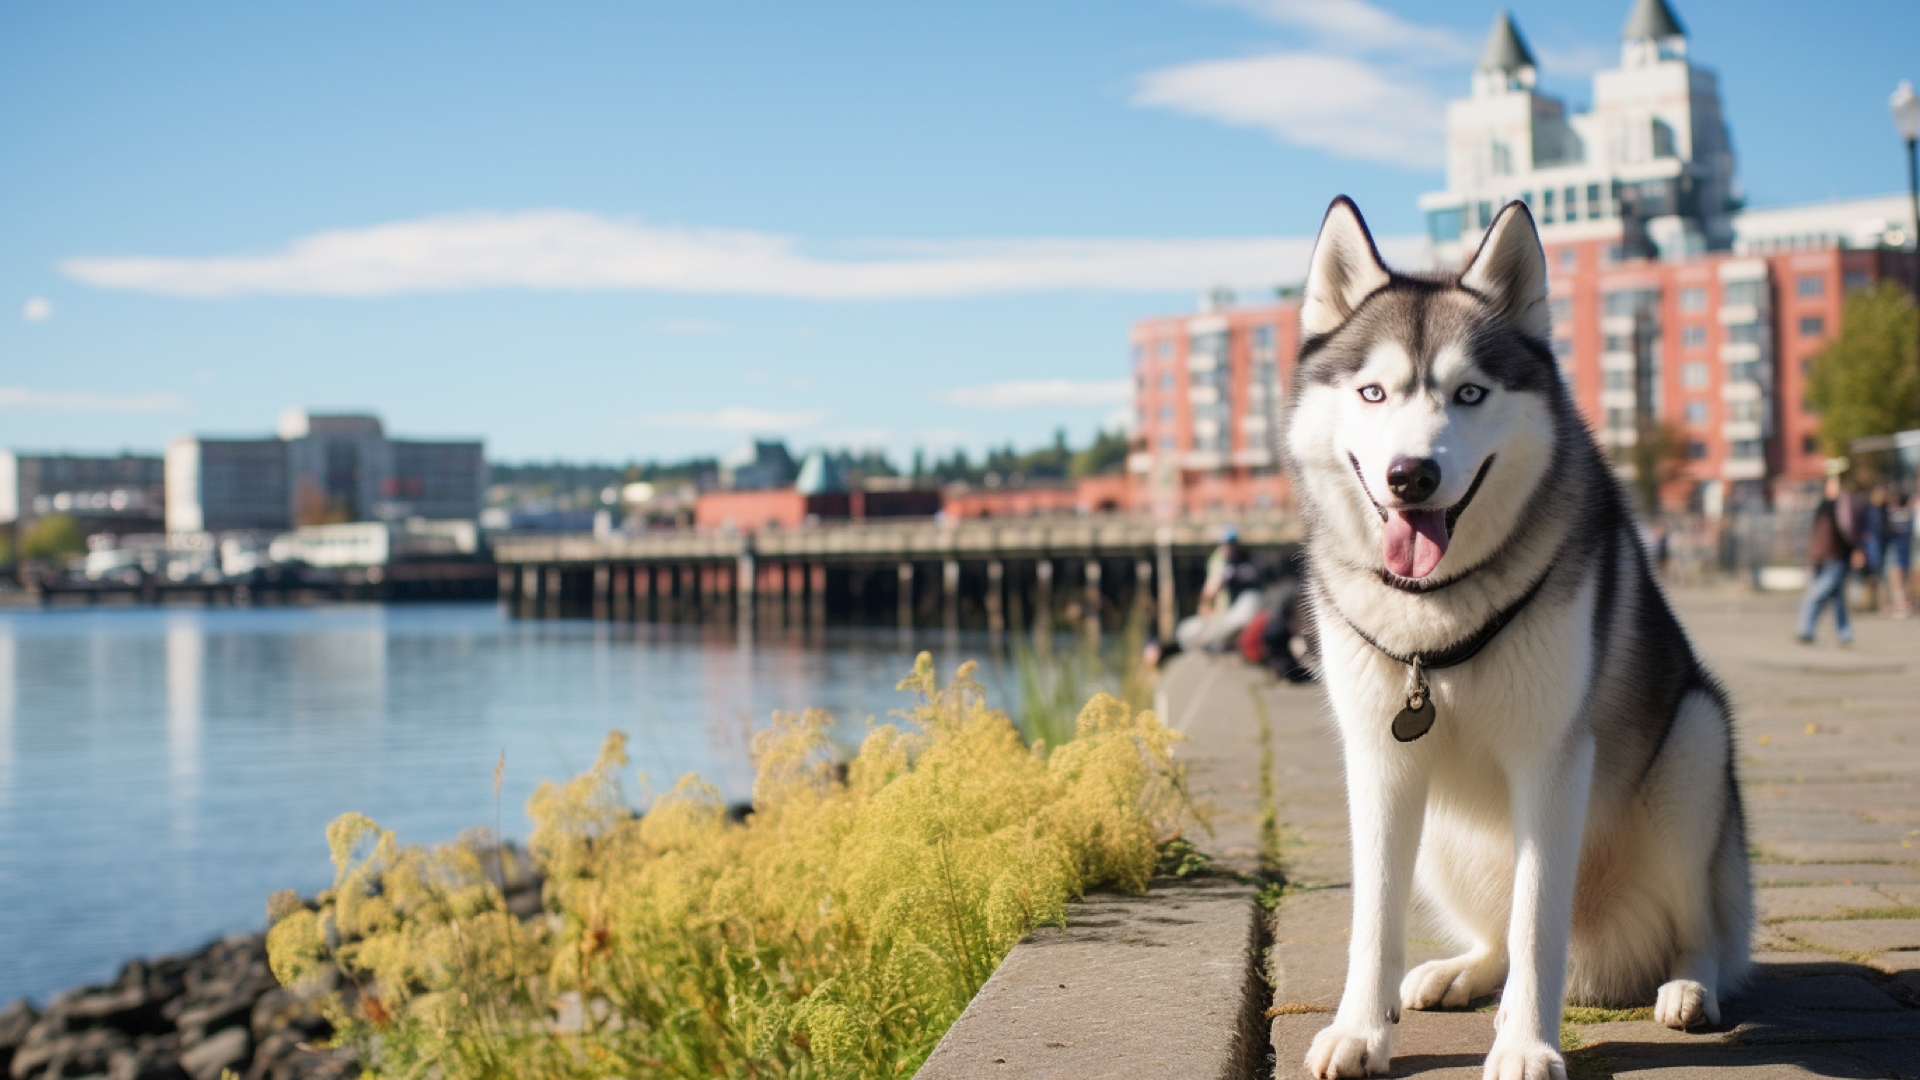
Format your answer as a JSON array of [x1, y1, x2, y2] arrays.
[[1174, 586, 1920, 1079]]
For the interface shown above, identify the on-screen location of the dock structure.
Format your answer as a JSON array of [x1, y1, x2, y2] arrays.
[[492, 514, 1301, 635]]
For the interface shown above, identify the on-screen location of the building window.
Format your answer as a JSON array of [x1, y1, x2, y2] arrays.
[[1682, 325, 1707, 348], [1844, 270, 1870, 291], [1604, 370, 1633, 391], [1802, 434, 1818, 454], [1159, 404, 1173, 421], [1722, 281, 1764, 308], [1159, 373, 1174, 390], [1728, 361, 1759, 383], [1564, 187, 1578, 219], [1687, 441, 1708, 460], [1553, 337, 1573, 358], [1730, 440, 1762, 460], [1427, 207, 1464, 243], [1726, 323, 1761, 345], [1681, 362, 1709, 388], [1799, 316, 1825, 337], [1159, 435, 1175, 451], [1477, 201, 1493, 229], [1684, 401, 1709, 425], [1132, 345, 1145, 366], [1605, 244, 1626, 264], [1679, 287, 1707, 313], [1157, 339, 1174, 360], [1559, 248, 1576, 272], [1587, 184, 1603, 220], [1550, 298, 1573, 325], [1541, 188, 1555, 224], [1797, 275, 1825, 297], [1252, 325, 1275, 353]]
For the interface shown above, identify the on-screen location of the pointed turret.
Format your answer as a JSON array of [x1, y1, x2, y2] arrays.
[[1477, 10, 1538, 74], [1623, 0, 1685, 42]]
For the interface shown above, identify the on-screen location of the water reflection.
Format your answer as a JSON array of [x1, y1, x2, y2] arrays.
[[0, 604, 1021, 1005]]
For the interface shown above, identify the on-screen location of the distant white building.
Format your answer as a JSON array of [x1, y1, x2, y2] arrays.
[[166, 409, 486, 534], [1419, 0, 1740, 266], [0, 450, 166, 534]]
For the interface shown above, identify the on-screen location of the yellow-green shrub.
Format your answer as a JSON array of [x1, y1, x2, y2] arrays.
[[267, 654, 1184, 1079]]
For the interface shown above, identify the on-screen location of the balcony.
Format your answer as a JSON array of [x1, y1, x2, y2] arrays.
[[1721, 420, 1762, 442], [1187, 385, 1220, 405], [1717, 305, 1761, 326], [1720, 342, 1761, 363], [1720, 380, 1762, 402], [1600, 390, 1638, 410], [1722, 458, 1766, 480]]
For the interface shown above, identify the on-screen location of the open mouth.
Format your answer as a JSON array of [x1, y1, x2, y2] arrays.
[[1348, 453, 1495, 580]]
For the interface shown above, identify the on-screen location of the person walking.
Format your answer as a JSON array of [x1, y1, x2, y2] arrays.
[[1885, 487, 1914, 618], [1798, 474, 1856, 645]]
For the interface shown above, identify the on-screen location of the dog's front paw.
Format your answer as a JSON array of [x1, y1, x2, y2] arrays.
[[1305, 1022, 1392, 1079], [1401, 953, 1504, 1010], [1654, 978, 1719, 1029], [1482, 1035, 1566, 1080]]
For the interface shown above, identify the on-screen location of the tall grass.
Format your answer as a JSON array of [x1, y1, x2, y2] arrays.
[[266, 654, 1185, 1079]]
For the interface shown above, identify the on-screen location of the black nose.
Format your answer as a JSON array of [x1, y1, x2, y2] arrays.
[[1386, 457, 1441, 503]]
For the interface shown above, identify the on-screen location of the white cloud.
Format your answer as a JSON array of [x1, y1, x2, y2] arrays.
[[1214, 0, 1469, 61], [941, 379, 1134, 409], [1136, 0, 1486, 170], [1105, 406, 1137, 433], [637, 406, 826, 433], [0, 387, 188, 414], [57, 210, 1422, 300], [21, 297, 52, 322], [1136, 52, 1446, 170]]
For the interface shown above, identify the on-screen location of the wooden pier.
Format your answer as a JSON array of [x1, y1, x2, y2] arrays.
[[491, 514, 1301, 637]]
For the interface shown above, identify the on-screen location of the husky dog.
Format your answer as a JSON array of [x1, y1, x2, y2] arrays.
[[1283, 198, 1750, 1080]]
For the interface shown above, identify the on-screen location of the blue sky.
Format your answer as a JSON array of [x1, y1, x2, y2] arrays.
[[3, 0, 1915, 464]]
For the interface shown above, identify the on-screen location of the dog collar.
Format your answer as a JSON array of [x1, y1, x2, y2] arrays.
[[1324, 563, 1554, 741]]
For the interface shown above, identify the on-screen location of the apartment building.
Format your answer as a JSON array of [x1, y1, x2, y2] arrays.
[[1131, 0, 1919, 514], [166, 409, 486, 533]]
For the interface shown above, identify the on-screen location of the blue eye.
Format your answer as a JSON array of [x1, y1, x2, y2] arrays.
[[1454, 384, 1487, 405], [1359, 384, 1385, 403]]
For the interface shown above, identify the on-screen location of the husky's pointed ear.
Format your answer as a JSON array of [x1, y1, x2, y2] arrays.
[[1460, 201, 1550, 341], [1301, 197, 1392, 340]]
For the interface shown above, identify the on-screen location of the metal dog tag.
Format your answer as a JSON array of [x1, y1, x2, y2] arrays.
[[1392, 659, 1435, 742]]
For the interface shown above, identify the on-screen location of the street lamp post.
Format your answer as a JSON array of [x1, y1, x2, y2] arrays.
[[1894, 80, 1920, 254]]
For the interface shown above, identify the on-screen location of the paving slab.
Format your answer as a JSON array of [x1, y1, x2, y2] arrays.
[[1768, 919, 1920, 956], [1754, 885, 1903, 921]]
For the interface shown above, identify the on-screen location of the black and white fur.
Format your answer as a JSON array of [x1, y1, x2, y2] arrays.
[[1285, 198, 1750, 1080]]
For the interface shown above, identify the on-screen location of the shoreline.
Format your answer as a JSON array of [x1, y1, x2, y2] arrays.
[[3, 869, 545, 1080]]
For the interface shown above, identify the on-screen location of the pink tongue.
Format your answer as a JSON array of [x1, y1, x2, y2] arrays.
[[1383, 509, 1450, 578]]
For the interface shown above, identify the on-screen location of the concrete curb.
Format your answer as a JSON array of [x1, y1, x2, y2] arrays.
[[916, 876, 1271, 1079]]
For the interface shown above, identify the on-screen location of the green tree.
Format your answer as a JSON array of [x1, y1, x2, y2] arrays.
[[20, 514, 85, 562], [1629, 419, 1689, 514], [1807, 282, 1920, 456], [1069, 428, 1131, 478]]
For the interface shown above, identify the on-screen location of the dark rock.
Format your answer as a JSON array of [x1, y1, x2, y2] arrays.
[[9, 1027, 131, 1080], [174, 993, 253, 1047], [107, 1042, 189, 1080], [62, 987, 166, 1036], [0, 1001, 38, 1075], [177, 1028, 249, 1080], [246, 993, 326, 1045]]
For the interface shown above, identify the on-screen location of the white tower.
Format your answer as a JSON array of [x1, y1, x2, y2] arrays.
[[1419, 0, 1740, 266]]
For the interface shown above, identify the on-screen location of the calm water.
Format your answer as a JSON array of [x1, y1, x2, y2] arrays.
[[0, 603, 1026, 1005]]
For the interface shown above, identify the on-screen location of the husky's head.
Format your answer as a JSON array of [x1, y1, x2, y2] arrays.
[[1285, 196, 1564, 586]]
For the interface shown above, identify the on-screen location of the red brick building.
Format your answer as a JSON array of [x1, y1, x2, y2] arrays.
[[1129, 1, 1919, 515]]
